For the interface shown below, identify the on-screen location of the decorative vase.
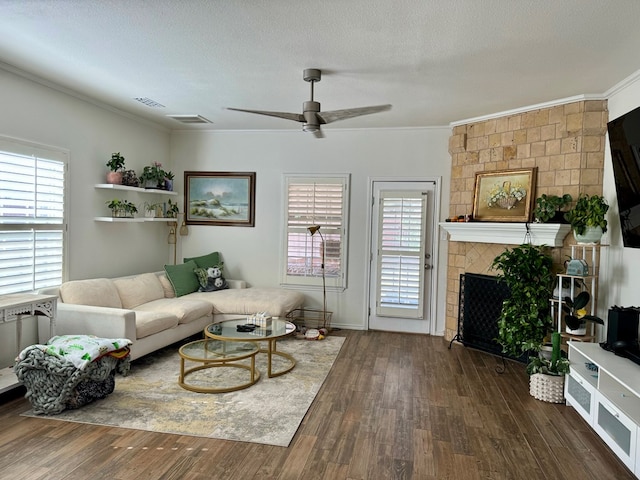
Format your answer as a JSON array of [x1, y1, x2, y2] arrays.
[[165, 179, 173, 191], [106, 171, 122, 185], [574, 226, 603, 244]]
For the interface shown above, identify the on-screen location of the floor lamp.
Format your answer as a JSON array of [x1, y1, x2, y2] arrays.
[[307, 225, 327, 329]]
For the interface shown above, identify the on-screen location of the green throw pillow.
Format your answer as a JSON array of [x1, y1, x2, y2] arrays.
[[183, 251, 221, 269], [164, 260, 200, 297]]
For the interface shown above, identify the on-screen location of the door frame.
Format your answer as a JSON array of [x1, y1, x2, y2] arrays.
[[363, 176, 443, 335]]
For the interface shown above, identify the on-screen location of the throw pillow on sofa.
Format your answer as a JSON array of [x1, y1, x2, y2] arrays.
[[183, 251, 220, 269], [164, 260, 200, 297], [194, 265, 229, 292]]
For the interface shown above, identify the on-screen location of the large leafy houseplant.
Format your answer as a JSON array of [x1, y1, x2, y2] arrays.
[[491, 244, 555, 359]]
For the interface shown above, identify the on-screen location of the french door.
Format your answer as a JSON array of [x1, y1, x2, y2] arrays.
[[368, 181, 435, 334]]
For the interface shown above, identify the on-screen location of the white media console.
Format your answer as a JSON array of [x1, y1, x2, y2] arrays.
[[566, 342, 640, 476]]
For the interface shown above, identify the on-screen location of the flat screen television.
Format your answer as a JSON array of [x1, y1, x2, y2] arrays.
[[607, 106, 640, 248]]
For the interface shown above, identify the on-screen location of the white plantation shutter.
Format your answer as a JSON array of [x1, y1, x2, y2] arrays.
[[282, 174, 349, 288], [376, 191, 426, 318], [0, 140, 66, 294]]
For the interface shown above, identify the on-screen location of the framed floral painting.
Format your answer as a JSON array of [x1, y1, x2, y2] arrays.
[[472, 168, 537, 222]]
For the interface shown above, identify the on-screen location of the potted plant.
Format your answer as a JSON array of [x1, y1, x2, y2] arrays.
[[144, 202, 159, 218], [527, 331, 569, 403], [491, 243, 555, 359], [105, 152, 125, 185], [106, 199, 138, 218], [564, 194, 609, 243], [139, 162, 166, 189], [533, 193, 572, 223], [562, 290, 604, 335], [165, 199, 179, 218], [164, 171, 174, 191]]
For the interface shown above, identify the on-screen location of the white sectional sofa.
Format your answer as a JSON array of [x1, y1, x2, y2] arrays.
[[38, 269, 305, 360]]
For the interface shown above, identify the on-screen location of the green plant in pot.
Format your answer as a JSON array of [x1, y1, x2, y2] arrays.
[[139, 162, 166, 189], [527, 331, 569, 376], [564, 194, 609, 243], [105, 152, 125, 185], [106, 198, 138, 218], [491, 243, 555, 359], [527, 331, 570, 403], [562, 290, 604, 335], [533, 193, 572, 223]]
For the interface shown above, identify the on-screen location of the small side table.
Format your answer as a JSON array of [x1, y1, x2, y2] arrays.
[[0, 293, 57, 393]]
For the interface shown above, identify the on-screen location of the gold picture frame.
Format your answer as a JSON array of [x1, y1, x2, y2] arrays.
[[472, 168, 537, 222]]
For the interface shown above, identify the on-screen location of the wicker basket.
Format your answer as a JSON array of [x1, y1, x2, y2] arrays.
[[529, 373, 565, 403]]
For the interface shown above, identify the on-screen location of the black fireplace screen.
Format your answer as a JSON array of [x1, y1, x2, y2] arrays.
[[456, 273, 511, 358]]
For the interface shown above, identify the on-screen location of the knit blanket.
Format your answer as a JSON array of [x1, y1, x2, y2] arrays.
[[14, 335, 132, 415], [17, 335, 131, 370]]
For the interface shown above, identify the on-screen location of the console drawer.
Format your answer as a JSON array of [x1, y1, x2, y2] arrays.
[[565, 371, 595, 425], [593, 390, 637, 471]]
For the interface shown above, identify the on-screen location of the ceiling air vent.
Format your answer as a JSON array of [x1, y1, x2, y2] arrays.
[[166, 114, 213, 124], [133, 97, 165, 108]]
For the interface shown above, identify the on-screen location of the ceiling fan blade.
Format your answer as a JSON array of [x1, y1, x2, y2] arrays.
[[317, 104, 392, 124], [227, 108, 304, 123], [313, 128, 325, 139]]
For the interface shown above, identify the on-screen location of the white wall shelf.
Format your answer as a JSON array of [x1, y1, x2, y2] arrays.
[[439, 222, 571, 247], [95, 183, 177, 196]]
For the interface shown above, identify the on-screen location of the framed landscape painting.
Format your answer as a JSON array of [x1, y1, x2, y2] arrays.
[[472, 168, 537, 222], [184, 171, 256, 227]]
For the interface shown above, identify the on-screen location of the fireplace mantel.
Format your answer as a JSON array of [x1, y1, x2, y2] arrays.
[[439, 222, 571, 247]]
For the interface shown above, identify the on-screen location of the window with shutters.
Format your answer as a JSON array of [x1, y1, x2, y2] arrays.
[[281, 174, 349, 289], [0, 137, 67, 295]]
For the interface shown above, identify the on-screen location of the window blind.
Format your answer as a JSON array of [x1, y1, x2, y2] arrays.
[[282, 174, 349, 288], [0, 146, 66, 294]]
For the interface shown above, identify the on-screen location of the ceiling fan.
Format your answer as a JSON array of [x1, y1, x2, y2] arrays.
[[227, 68, 391, 138]]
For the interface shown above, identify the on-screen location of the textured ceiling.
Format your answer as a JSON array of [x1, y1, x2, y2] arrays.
[[1, 0, 640, 132]]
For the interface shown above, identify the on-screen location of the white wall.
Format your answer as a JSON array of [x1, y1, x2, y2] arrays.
[[602, 71, 640, 311], [170, 127, 451, 331], [0, 67, 172, 367]]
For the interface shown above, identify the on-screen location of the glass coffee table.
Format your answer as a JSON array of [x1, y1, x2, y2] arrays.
[[205, 318, 297, 378], [178, 338, 260, 393]]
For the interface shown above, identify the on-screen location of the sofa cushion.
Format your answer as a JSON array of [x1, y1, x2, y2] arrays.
[[60, 278, 122, 308], [185, 287, 304, 317], [113, 273, 165, 309], [134, 311, 179, 339], [164, 260, 200, 297], [184, 251, 220, 269], [135, 298, 213, 325], [157, 273, 176, 298]]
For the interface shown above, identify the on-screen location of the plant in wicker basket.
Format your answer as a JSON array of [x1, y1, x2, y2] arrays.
[[526, 331, 569, 403]]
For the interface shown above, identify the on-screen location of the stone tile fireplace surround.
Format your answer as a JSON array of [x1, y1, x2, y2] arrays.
[[444, 99, 608, 340]]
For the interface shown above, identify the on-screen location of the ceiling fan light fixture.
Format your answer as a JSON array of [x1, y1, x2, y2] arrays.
[[303, 124, 319, 133]]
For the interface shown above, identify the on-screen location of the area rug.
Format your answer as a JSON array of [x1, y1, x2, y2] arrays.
[[21, 335, 345, 447]]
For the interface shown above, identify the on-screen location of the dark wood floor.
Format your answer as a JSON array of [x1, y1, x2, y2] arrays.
[[0, 330, 633, 480]]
